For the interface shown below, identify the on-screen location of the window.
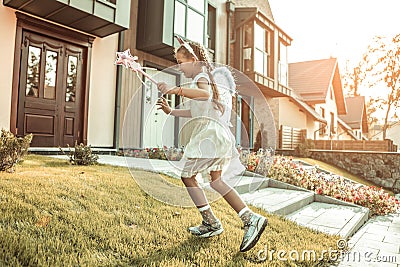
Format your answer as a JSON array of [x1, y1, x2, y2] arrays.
[[319, 108, 326, 135], [26, 46, 41, 98], [174, 0, 206, 45], [242, 22, 253, 72], [207, 4, 216, 52], [330, 112, 335, 134], [254, 23, 269, 77], [278, 42, 288, 86]]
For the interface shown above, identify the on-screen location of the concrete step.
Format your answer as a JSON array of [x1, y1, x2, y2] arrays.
[[286, 202, 369, 238], [240, 187, 315, 215]]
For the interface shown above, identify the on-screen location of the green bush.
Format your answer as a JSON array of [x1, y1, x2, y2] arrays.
[[62, 141, 99, 165], [0, 129, 32, 172]]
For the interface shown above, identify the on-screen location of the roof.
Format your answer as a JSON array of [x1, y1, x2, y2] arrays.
[[234, 0, 275, 22], [337, 118, 358, 139], [339, 96, 368, 133], [288, 58, 347, 115], [289, 96, 327, 124]]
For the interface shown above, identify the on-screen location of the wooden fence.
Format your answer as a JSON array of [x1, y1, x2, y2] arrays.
[[313, 139, 398, 152], [279, 125, 398, 152], [279, 125, 305, 149]]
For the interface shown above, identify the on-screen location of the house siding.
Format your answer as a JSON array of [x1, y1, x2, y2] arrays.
[[278, 98, 307, 129], [0, 6, 16, 131], [88, 34, 119, 147]]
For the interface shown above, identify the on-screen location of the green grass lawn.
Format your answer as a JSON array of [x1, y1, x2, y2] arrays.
[[0, 155, 340, 266]]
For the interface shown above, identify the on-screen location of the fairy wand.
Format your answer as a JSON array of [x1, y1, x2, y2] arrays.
[[114, 49, 158, 85]]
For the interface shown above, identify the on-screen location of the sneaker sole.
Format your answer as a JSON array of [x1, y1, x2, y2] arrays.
[[199, 228, 224, 238], [240, 217, 268, 252], [189, 227, 224, 238]]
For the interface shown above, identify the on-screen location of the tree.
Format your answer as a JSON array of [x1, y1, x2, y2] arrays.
[[341, 59, 366, 97], [363, 34, 400, 139]]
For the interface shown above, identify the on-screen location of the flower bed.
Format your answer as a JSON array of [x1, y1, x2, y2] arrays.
[[121, 146, 183, 161], [241, 151, 399, 216]]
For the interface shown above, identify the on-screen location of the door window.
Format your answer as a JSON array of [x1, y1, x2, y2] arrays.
[[26, 46, 41, 97], [66, 55, 78, 102], [44, 50, 58, 99]]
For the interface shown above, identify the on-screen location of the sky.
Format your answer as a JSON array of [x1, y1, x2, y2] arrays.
[[268, 0, 400, 68], [267, 0, 400, 121]]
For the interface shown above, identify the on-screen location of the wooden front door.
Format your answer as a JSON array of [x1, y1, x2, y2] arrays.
[[17, 31, 85, 147]]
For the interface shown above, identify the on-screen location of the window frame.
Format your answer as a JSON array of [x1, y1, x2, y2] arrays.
[[174, 0, 207, 46]]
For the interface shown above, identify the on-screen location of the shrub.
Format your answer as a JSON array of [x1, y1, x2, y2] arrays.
[[61, 141, 99, 165], [0, 129, 32, 172], [294, 139, 315, 157]]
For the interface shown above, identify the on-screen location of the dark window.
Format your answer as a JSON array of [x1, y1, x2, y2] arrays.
[[330, 112, 335, 134], [207, 4, 216, 51]]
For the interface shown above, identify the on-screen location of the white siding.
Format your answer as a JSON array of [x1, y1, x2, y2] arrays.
[[87, 34, 119, 146], [0, 6, 16, 130]]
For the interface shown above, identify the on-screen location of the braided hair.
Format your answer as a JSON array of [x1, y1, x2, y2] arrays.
[[175, 42, 225, 115]]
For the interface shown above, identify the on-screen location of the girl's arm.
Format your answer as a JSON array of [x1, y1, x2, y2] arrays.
[[171, 109, 192, 118], [158, 77, 210, 100]]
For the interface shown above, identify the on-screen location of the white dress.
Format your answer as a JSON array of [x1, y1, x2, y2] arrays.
[[180, 71, 245, 181]]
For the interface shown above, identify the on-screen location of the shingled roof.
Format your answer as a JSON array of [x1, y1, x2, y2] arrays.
[[288, 58, 347, 115], [339, 96, 368, 133], [234, 0, 274, 22]]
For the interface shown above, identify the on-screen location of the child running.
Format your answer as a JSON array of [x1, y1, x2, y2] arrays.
[[156, 37, 267, 252]]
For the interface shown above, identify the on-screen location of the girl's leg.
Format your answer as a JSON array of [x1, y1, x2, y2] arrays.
[[209, 170, 268, 252], [209, 170, 246, 213], [182, 175, 223, 237], [181, 175, 208, 207]]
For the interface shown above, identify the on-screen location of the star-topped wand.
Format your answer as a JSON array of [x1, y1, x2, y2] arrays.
[[114, 49, 158, 85]]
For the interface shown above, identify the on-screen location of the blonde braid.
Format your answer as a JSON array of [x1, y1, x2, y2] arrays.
[[189, 42, 225, 115]]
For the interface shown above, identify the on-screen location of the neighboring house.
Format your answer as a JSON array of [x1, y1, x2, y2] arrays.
[[338, 96, 368, 140], [371, 121, 400, 151], [0, 0, 131, 148], [231, 0, 293, 149], [273, 58, 348, 148]]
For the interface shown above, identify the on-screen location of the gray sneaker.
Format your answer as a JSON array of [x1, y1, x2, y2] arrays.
[[240, 214, 268, 252], [188, 220, 224, 238]]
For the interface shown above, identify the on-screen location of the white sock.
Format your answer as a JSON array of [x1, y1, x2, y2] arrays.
[[238, 207, 251, 217]]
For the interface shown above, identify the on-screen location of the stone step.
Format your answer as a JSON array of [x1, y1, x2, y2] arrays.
[[286, 202, 369, 238], [240, 187, 315, 215]]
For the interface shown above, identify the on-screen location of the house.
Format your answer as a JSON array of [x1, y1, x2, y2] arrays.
[[0, 0, 131, 148], [231, 0, 293, 149], [338, 96, 368, 140], [120, 0, 294, 151], [371, 121, 400, 151], [273, 58, 348, 148]]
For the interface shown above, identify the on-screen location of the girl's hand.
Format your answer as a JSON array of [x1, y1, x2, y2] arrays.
[[156, 97, 172, 114], [157, 82, 177, 95]]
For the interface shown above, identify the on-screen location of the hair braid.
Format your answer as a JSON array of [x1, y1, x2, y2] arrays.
[[189, 43, 225, 114]]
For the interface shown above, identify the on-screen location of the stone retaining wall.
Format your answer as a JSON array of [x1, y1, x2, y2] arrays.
[[309, 150, 400, 193]]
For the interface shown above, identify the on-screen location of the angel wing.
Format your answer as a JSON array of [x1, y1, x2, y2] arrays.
[[211, 66, 237, 127]]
